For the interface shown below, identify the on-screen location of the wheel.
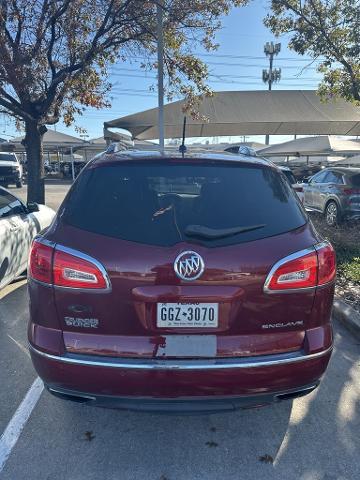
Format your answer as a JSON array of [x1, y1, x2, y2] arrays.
[[324, 201, 340, 226], [16, 180, 23, 188]]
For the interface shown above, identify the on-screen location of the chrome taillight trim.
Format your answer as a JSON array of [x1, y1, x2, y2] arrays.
[[263, 246, 317, 294], [28, 237, 111, 293], [314, 240, 333, 253], [29, 343, 333, 370], [54, 244, 112, 293], [263, 242, 336, 294]]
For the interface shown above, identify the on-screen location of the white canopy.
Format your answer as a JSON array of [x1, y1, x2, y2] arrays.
[[334, 155, 360, 166], [104, 90, 360, 140], [12, 129, 86, 148], [258, 135, 360, 157]]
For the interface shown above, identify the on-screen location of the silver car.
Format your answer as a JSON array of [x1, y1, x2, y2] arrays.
[[303, 167, 360, 226]]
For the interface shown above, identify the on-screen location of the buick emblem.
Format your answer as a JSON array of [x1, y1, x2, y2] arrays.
[[174, 251, 205, 281]]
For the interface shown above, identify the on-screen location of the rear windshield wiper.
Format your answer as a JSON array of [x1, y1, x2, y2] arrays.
[[184, 224, 266, 240]]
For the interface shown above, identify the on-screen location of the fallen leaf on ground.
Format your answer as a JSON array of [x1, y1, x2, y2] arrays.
[[205, 441, 218, 448], [259, 454, 273, 464], [84, 431, 95, 441]]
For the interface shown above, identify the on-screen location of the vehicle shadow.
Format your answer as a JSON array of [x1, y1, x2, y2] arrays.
[[1, 277, 358, 480], [29, 322, 357, 480], [30, 391, 293, 480], [269, 322, 360, 479]]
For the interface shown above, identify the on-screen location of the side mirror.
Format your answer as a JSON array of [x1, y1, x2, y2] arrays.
[[27, 202, 40, 213]]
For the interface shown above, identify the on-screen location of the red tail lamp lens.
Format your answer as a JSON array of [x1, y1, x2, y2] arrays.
[[53, 250, 107, 289], [316, 243, 336, 285], [29, 240, 108, 289], [265, 242, 336, 292], [267, 252, 318, 291], [29, 240, 53, 284]]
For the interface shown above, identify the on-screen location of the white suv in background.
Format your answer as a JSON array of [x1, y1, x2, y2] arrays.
[[0, 152, 23, 188]]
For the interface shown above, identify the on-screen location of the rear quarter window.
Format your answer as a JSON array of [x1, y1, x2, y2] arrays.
[[63, 161, 307, 247]]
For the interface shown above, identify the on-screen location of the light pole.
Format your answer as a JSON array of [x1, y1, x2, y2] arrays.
[[156, 0, 165, 154], [80, 133, 89, 162], [263, 42, 281, 145]]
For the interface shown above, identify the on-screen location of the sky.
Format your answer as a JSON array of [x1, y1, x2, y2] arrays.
[[0, 0, 324, 145]]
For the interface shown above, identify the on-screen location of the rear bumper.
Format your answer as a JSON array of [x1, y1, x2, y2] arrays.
[[45, 382, 320, 413], [0, 173, 20, 183], [29, 342, 332, 411]]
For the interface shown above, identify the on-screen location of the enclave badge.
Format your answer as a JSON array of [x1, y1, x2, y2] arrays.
[[174, 251, 205, 281]]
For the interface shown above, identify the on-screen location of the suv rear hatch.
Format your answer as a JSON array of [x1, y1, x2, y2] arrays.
[[48, 157, 321, 359]]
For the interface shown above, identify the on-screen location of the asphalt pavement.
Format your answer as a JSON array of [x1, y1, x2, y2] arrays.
[[0, 182, 359, 479], [8, 180, 71, 211]]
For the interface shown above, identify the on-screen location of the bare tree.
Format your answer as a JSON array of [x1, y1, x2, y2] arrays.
[[0, 0, 247, 203]]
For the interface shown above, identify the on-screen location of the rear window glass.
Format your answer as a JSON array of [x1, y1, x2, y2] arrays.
[[63, 161, 306, 247], [350, 174, 360, 187]]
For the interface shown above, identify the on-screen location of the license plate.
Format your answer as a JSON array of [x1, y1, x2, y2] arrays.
[[157, 303, 218, 328]]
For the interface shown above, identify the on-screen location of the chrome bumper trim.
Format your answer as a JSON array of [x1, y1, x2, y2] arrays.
[[29, 344, 333, 371]]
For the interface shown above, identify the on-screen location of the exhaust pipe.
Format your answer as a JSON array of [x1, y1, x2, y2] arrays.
[[47, 387, 96, 404], [276, 383, 318, 402]]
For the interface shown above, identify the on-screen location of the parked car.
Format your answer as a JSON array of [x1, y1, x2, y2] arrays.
[[303, 167, 360, 226], [0, 152, 23, 188], [279, 166, 304, 202], [0, 187, 55, 289], [28, 151, 335, 413], [224, 145, 258, 157]]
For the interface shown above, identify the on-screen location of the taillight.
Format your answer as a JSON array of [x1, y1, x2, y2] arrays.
[[316, 243, 336, 285], [264, 242, 336, 293], [53, 250, 107, 289], [344, 188, 360, 195], [29, 240, 53, 284], [29, 240, 109, 290]]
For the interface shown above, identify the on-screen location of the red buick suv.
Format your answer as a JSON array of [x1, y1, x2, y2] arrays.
[[28, 151, 335, 412]]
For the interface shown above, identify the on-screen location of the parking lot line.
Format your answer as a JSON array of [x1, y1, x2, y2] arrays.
[[7, 335, 31, 359], [0, 377, 44, 473]]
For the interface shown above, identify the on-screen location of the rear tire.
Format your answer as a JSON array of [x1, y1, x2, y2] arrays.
[[16, 180, 23, 188], [324, 201, 341, 227]]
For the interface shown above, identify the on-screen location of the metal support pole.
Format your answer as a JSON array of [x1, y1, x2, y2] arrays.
[[71, 146, 75, 182], [157, 1, 165, 154]]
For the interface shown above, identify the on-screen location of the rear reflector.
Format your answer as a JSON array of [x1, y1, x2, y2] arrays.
[[29, 239, 109, 290], [265, 242, 336, 292]]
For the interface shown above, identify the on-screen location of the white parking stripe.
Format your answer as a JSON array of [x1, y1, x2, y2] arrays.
[[7, 335, 31, 359], [0, 377, 43, 473]]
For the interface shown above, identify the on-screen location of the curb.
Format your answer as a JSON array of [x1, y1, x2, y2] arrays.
[[333, 298, 360, 340]]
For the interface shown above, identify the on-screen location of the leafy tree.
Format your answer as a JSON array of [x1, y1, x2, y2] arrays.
[[0, 0, 247, 203], [264, 0, 360, 104]]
